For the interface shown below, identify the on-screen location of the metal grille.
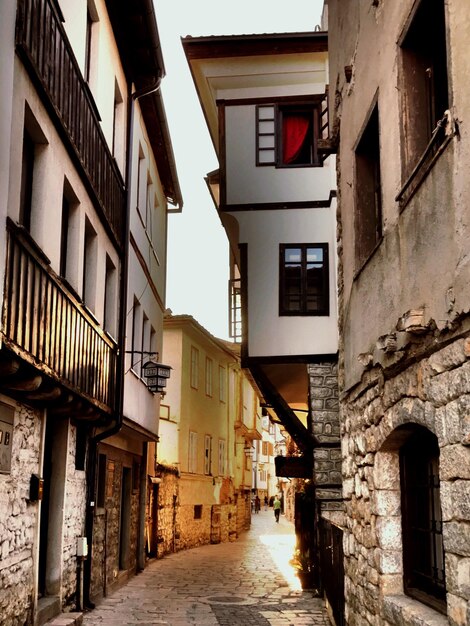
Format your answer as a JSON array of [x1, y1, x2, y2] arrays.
[[400, 429, 446, 612]]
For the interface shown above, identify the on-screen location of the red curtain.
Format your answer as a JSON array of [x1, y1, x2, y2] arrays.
[[282, 114, 310, 164]]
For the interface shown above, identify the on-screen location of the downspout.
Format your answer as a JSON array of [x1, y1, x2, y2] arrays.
[[83, 76, 162, 607]]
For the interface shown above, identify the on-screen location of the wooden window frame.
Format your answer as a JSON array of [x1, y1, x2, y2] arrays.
[[256, 101, 322, 168], [205, 357, 213, 397], [398, 0, 449, 182], [188, 431, 198, 473], [204, 434, 212, 475], [219, 365, 226, 403], [190, 346, 199, 389], [279, 243, 329, 316], [354, 102, 382, 274]]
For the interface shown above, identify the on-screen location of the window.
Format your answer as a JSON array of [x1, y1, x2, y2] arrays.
[[194, 504, 202, 520], [188, 431, 198, 473], [83, 217, 97, 312], [84, 9, 93, 82], [229, 278, 242, 342], [218, 439, 226, 476], [104, 254, 117, 337], [355, 103, 382, 270], [190, 346, 199, 389], [136, 149, 146, 216], [256, 102, 321, 168], [131, 298, 141, 373], [205, 358, 213, 397], [19, 131, 35, 231], [279, 244, 329, 316], [112, 79, 124, 170], [204, 435, 212, 475], [140, 313, 149, 377], [400, 428, 446, 612], [219, 366, 226, 403], [262, 441, 268, 456], [399, 0, 449, 178], [84, 2, 99, 86]]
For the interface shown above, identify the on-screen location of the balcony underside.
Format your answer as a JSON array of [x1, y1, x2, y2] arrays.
[[1, 221, 117, 423], [0, 345, 113, 423], [247, 362, 315, 453]]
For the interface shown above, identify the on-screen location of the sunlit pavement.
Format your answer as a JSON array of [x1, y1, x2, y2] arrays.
[[82, 510, 330, 625]]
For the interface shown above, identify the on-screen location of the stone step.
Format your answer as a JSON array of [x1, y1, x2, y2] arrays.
[[44, 612, 83, 626]]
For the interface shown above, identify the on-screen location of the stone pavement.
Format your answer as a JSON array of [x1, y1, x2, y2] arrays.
[[82, 510, 330, 626]]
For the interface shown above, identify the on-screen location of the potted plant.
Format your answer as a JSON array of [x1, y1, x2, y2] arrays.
[[290, 547, 315, 590]]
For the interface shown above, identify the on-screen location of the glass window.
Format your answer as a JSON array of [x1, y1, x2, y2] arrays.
[[190, 346, 199, 389], [280, 244, 329, 315]]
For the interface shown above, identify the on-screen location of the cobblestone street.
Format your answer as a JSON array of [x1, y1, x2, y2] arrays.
[[82, 510, 329, 626]]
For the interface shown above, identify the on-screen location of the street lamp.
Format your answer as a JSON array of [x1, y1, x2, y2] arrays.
[[243, 444, 254, 458], [142, 359, 172, 394]]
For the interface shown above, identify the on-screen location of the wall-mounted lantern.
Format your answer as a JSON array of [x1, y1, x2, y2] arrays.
[[243, 444, 254, 458], [142, 360, 172, 394]]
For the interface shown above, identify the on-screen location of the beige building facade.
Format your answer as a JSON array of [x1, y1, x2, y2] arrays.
[[155, 314, 262, 554]]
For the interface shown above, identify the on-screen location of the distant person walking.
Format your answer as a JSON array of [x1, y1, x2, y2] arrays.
[[264, 495, 268, 511], [273, 495, 281, 523], [254, 495, 261, 513]]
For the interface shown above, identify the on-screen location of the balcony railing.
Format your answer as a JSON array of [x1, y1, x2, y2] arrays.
[[16, 0, 125, 247], [2, 222, 117, 412]]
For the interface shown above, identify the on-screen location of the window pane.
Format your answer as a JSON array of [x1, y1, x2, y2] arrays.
[[306, 263, 324, 312], [259, 135, 275, 149], [284, 264, 302, 312], [259, 150, 275, 164], [307, 247, 323, 263], [258, 106, 275, 120], [259, 120, 275, 134], [285, 248, 301, 263]]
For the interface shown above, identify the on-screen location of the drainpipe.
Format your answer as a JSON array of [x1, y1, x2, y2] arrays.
[[83, 76, 162, 608]]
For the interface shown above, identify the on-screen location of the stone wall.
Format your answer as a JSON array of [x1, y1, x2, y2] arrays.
[[0, 398, 41, 626], [309, 363, 343, 512], [341, 335, 470, 626], [155, 465, 179, 558]]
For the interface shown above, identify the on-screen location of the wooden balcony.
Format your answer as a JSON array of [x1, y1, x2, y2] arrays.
[[1, 222, 117, 415], [16, 0, 125, 248]]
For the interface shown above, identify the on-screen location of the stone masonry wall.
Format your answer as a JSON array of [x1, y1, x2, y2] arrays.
[[0, 398, 41, 626], [342, 336, 470, 626], [155, 466, 179, 558], [309, 363, 343, 513]]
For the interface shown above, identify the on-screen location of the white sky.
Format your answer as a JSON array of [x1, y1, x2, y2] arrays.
[[154, 0, 325, 340]]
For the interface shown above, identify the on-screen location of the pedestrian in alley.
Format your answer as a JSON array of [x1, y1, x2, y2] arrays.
[[273, 494, 281, 522], [254, 495, 261, 513], [264, 495, 268, 511]]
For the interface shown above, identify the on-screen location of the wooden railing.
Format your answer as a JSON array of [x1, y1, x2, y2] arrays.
[[16, 0, 125, 247], [2, 224, 117, 412]]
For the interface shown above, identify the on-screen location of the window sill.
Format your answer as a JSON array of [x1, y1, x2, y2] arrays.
[[382, 595, 447, 626], [396, 115, 456, 211]]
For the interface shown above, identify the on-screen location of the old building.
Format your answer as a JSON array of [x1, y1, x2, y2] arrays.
[[0, 0, 181, 623], [155, 314, 262, 555], [328, 0, 470, 624], [156, 314, 262, 551], [182, 29, 341, 611]]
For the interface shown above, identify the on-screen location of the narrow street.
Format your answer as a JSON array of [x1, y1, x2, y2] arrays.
[[82, 511, 329, 626]]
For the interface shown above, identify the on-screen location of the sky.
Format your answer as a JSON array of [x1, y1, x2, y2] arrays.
[[154, 0, 325, 340]]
